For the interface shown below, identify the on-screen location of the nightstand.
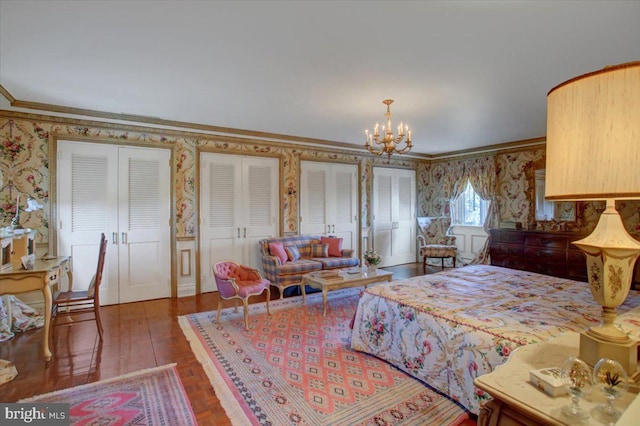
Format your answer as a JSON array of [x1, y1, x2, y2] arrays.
[[474, 332, 637, 426]]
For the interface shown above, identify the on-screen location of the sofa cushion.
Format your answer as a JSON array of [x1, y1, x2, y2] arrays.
[[269, 242, 288, 265], [312, 256, 360, 269], [277, 259, 322, 276], [285, 245, 301, 261], [321, 236, 343, 257], [310, 243, 329, 258]]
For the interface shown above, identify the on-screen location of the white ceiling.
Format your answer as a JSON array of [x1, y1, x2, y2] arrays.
[[1, 1, 639, 155]]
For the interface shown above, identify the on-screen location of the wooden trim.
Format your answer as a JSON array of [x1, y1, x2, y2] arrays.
[[1, 109, 546, 162]]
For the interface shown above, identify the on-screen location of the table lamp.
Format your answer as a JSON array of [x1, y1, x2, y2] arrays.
[[546, 61, 640, 376]]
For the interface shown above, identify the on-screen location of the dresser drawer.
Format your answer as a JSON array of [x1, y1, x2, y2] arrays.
[[525, 234, 567, 249], [524, 247, 566, 264], [490, 230, 525, 245], [525, 261, 566, 277], [492, 256, 525, 270], [490, 243, 524, 257]]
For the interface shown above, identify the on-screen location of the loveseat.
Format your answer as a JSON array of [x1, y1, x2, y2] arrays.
[[259, 235, 360, 298]]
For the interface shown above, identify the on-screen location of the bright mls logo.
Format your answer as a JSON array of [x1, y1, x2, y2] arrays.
[[1, 403, 69, 425]]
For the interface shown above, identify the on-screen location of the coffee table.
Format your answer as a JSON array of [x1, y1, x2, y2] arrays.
[[301, 268, 393, 316]]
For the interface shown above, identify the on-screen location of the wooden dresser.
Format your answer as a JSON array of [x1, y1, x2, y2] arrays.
[[489, 229, 640, 286], [489, 229, 589, 281]]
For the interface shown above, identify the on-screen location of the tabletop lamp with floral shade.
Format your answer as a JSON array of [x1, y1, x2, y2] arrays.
[[545, 61, 640, 377]]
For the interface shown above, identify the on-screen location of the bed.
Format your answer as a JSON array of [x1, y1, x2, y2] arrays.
[[350, 265, 640, 415]]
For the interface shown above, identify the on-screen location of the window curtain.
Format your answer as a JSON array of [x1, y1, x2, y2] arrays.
[[442, 156, 497, 266], [467, 156, 498, 264]]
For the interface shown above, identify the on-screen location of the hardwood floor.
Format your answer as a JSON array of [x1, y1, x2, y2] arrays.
[[0, 262, 447, 425]]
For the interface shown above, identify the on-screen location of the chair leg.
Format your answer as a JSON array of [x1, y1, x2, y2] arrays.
[[423, 256, 427, 274], [265, 287, 271, 315], [94, 304, 104, 341], [441, 258, 445, 270], [242, 299, 249, 330], [452, 256, 456, 268], [216, 299, 223, 324]]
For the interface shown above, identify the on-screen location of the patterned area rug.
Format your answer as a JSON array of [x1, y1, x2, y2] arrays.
[[20, 364, 196, 425], [179, 287, 470, 425]]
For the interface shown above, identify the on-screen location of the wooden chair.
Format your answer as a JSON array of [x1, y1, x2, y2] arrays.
[[52, 233, 107, 341], [417, 217, 458, 272], [213, 261, 271, 330]]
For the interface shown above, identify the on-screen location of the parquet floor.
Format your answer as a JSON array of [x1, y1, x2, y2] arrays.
[[0, 262, 451, 425]]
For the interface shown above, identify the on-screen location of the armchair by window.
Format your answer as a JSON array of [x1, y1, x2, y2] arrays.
[[417, 217, 457, 272], [213, 261, 271, 330]]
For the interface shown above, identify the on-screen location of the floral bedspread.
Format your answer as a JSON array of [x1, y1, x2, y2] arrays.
[[350, 265, 640, 415]]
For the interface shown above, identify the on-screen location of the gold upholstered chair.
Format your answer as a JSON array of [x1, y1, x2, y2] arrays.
[[417, 217, 457, 273]]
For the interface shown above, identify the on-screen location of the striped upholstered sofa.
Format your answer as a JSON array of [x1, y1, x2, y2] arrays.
[[259, 235, 360, 298]]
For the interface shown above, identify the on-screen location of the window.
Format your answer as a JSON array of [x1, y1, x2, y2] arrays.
[[453, 180, 489, 226]]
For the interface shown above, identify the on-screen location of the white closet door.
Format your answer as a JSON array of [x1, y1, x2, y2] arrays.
[[331, 164, 358, 250], [373, 169, 394, 265], [243, 157, 279, 269], [200, 153, 279, 292], [58, 141, 171, 305], [200, 154, 243, 293], [58, 141, 119, 305], [300, 161, 358, 250], [117, 147, 171, 303], [300, 162, 328, 235], [392, 170, 416, 264], [373, 167, 416, 267]]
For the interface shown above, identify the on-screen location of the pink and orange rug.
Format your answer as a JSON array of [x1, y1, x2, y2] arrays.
[[179, 287, 471, 425], [20, 364, 196, 425]]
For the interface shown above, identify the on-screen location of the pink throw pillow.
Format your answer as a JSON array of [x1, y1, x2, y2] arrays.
[[321, 237, 343, 257], [269, 242, 288, 265]]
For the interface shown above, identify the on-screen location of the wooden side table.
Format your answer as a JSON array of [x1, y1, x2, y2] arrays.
[[474, 332, 637, 426]]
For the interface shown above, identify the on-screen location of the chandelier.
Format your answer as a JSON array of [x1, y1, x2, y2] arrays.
[[364, 99, 412, 160]]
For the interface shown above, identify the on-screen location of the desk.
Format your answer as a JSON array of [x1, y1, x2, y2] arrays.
[[0, 257, 71, 361]]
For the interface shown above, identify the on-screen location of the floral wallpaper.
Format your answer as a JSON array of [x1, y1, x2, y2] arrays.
[[2, 111, 638, 245], [0, 112, 419, 242]]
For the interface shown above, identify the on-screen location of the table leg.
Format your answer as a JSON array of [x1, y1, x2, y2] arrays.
[[43, 280, 53, 361], [301, 280, 306, 304], [322, 289, 328, 317]]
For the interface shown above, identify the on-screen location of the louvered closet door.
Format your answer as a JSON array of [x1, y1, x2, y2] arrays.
[[373, 169, 394, 266], [200, 153, 279, 293], [373, 167, 416, 267], [117, 147, 171, 303], [392, 170, 416, 264], [242, 157, 280, 268], [300, 162, 329, 235], [58, 142, 171, 305], [58, 141, 119, 305], [329, 164, 357, 250]]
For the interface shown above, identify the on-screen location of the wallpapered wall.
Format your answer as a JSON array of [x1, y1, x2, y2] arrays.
[[418, 148, 640, 237], [2, 112, 639, 243], [0, 113, 418, 243]]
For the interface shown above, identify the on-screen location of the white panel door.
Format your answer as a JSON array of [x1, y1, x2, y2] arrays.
[[393, 171, 416, 264], [200, 153, 279, 293], [300, 161, 358, 251], [373, 169, 394, 265], [58, 141, 119, 305], [331, 164, 358, 251], [373, 167, 416, 267], [243, 157, 280, 270], [117, 147, 171, 303], [58, 141, 171, 305], [300, 163, 328, 235]]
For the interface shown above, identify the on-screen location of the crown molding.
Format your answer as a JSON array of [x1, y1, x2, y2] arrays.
[[0, 84, 543, 161]]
